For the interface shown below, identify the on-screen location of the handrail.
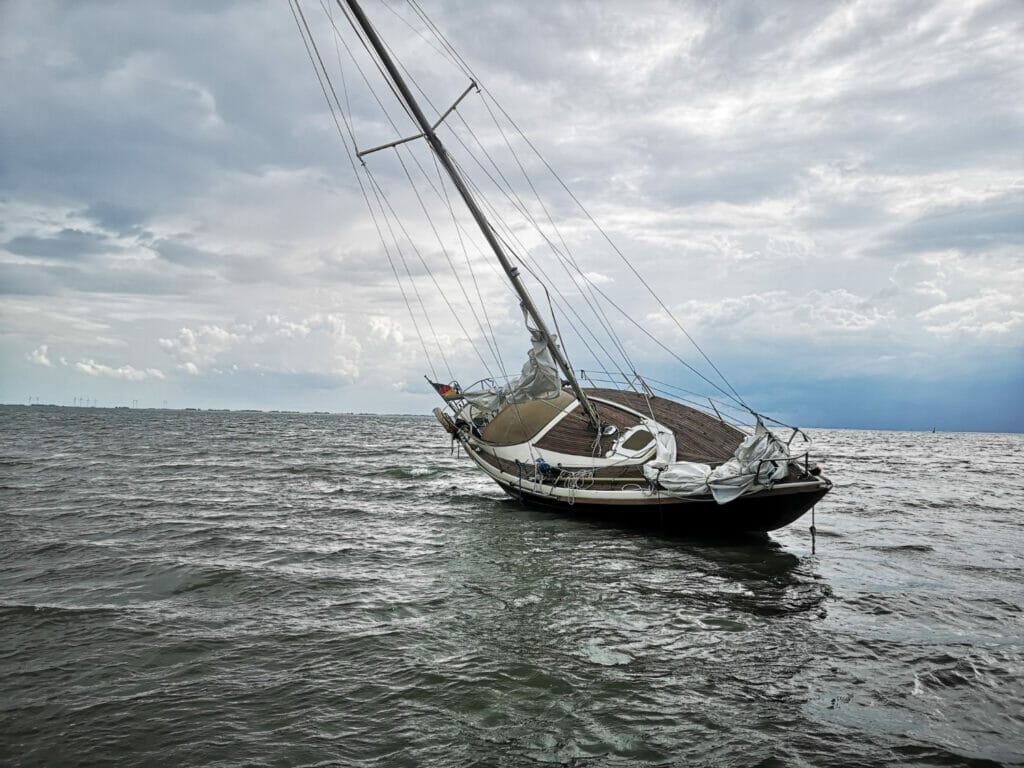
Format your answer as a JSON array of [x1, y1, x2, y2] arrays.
[[755, 451, 813, 482]]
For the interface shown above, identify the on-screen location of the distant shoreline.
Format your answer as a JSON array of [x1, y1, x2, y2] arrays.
[[2, 403, 1020, 434]]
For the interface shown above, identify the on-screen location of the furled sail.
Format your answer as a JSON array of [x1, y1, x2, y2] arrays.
[[643, 419, 792, 504], [463, 328, 563, 413]]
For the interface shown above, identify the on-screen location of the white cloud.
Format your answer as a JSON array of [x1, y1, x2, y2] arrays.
[[158, 325, 244, 363], [912, 281, 948, 301], [917, 291, 1024, 338], [574, 271, 613, 286], [27, 344, 52, 367], [655, 289, 892, 343], [156, 313, 422, 383], [74, 359, 165, 381]]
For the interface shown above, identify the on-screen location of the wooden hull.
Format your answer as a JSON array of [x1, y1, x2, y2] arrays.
[[492, 476, 831, 535]]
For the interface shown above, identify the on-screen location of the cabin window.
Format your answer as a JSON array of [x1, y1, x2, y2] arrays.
[[604, 424, 657, 459], [621, 428, 653, 451]]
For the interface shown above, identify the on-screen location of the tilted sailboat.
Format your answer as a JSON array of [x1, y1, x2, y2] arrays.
[[293, 0, 832, 534]]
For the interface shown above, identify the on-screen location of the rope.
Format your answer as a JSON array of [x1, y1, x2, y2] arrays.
[[556, 468, 594, 505]]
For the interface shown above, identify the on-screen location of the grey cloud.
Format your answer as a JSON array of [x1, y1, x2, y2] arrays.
[[0, 263, 62, 295], [151, 238, 220, 268], [4, 228, 118, 260], [0, 1, 328, 215], [692, 2, 835, 71], [0, 260, 202, 297], [83, 201, 148, 233], [639, 151, 803, 207], [147, 237, 293, 287], [800, 199, 889, 232], [877, 191, 1024, 256]]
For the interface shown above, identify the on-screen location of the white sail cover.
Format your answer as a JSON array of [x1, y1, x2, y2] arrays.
[[462, 328, 562, 413], [642, 419, 791, 504]]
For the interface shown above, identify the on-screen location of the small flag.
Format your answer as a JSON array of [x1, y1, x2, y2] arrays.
[[428, 379, 462, 401]]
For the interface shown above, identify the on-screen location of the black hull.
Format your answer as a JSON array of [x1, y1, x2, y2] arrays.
[[497, 482, 831, 536]]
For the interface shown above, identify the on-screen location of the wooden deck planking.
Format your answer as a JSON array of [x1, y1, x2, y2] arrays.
[[477, 388, 743, 468], [533, 399, 639, 457], [583, 388, 744, 464]]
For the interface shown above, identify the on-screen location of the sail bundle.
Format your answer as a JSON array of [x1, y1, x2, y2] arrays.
[[642, 420, 792, 504], [461, 328, 562, 413]]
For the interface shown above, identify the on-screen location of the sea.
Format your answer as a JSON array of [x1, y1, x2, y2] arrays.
[[1, 405, 1022, 767]]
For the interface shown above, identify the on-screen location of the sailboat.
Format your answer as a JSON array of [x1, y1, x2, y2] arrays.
[[292, 0, 832, 534]]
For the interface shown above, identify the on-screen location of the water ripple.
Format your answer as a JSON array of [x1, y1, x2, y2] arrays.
[[1, 406, 1022, 766]]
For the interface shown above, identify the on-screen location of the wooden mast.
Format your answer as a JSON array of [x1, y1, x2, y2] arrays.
[[342, 0, 602, 430]]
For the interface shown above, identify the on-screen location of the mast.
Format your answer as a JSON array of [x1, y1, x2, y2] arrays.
[[342, 0, 602, 431]]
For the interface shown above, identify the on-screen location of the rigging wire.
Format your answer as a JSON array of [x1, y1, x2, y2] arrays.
[[392, 152, 507, 379], [326, 2, 353, 120], [448, 109, 638, 379], [378, 0, 464, 73], [428, 151, 512, 383], [310, 0, 772, 428], [446, 133, 749, 409], [362, 10, 662, 426], [318, 0, 513, 380], [327, 8, 508, 378], [367, 36, 517, 380], [291, 0, 444, 379], [480, 86, 751, 410], [433, 104, 639, 381], [364, 168, 454, 378], [448, 153, 646, 388], [427, 180, 626, 391], [364, 163, 499, 375], [330, 0, 416, 127], [392, 147, 500, 376], [405, 0, 752, 411], [364, 23, 632, 387], [644, 378, 753, 421], [471, 94, 643, 381], [436, 121, 627, 373]]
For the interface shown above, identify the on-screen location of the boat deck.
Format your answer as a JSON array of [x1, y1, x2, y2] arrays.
[[537, 388, 745, 464], [532, 397, 640, 457], [587, 388, 745, 462]]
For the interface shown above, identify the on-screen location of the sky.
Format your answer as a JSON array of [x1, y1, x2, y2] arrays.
[[1, 0, 1022, 431]]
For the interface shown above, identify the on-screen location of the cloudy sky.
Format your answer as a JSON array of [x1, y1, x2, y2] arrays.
[[1, 0, 1021, 431]]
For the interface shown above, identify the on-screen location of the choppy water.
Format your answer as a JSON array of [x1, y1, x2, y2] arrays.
[[1, 405, 1022, 767]]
